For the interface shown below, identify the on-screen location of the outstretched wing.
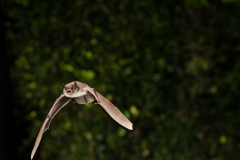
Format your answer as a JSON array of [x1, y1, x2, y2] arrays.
[[84, 86, 133, 130], [31, 94, 71, 160]]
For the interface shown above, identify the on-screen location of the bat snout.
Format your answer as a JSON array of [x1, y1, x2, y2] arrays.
[[67, 89, 73, 95]]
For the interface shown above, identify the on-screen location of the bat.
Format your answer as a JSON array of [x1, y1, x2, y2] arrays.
[[31, 81, 133, 159]]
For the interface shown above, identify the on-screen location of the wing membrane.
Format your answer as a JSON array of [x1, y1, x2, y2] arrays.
[[31, 94, 71, 159], [84, 86, 133, 130]]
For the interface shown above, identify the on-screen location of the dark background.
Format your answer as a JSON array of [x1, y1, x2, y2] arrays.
[[2, 0, 240, 160]]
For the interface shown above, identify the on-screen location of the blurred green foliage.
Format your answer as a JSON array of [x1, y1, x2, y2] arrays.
[[4, 0, 240, 160]]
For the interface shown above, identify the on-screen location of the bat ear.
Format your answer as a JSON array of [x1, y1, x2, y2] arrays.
[[73, 82, 77, 91], [61, 83, 65, 87]]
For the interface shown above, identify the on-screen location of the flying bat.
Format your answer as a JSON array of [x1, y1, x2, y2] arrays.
[[31, 81, 133, 159]]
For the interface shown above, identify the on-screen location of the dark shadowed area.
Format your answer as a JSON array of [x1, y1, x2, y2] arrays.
[[2, 0, 240, 160]]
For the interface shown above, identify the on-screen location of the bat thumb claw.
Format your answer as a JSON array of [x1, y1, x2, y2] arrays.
[[94, 101, 102, 105]]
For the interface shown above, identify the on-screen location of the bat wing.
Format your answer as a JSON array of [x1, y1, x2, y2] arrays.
[[31, 94, 71, 160], [84, 86, 133, 130]]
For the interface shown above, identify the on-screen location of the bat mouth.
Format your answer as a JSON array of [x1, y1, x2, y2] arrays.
[[67, 90, 72, 95]]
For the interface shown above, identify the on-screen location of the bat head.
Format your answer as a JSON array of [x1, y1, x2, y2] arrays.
[[62, 82, 78, 95]]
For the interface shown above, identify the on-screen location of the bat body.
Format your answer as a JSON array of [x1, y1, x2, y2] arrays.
[[31, 81, 133, 159]]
